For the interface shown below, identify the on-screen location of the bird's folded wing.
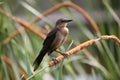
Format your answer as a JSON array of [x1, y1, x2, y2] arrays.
[[43, 28, 59, 46]]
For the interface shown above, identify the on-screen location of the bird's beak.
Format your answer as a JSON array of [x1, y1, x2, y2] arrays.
[[64, 19, 72, 23]]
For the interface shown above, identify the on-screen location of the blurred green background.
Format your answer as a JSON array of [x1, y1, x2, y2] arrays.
[[0, 0, 120, 80]]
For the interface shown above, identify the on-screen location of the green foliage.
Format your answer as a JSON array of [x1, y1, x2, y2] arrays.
[[0, 0, 120, 80]]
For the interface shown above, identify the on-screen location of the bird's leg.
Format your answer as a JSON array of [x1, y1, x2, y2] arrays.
[[48, 53, 58, 64], [55, 50, 68, 58]]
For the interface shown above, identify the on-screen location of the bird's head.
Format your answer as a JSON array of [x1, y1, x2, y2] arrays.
[[55, 18, 72, 28]]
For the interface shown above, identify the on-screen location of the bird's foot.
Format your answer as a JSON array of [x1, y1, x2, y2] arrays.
[[55, 50, 68, 58], [52, 57, 58, 65], [49, 54, 58, 65], [60, 52, 68, 58]]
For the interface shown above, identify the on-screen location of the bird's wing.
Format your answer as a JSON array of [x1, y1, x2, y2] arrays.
[[43, 28, 58, 47]]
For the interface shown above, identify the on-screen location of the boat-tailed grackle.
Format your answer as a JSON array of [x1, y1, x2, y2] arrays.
[[33, 18, 72, 71]]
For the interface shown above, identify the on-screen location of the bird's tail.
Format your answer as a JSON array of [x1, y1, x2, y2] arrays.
[[33, 47, 47, 71]]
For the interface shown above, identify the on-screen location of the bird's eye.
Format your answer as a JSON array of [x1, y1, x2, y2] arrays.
[[61, 20, 65, 23]]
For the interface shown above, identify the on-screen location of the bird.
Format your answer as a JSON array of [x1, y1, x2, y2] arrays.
[[33, 18, 72, 71]]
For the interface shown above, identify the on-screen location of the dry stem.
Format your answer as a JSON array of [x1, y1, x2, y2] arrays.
[[2, 27, 25, 45], [49, 35, 120, 67], [0, 2, 99, 45], [0, 10, 46, 45], [32, 2, 99, 33], [1, 55, 28, 80]]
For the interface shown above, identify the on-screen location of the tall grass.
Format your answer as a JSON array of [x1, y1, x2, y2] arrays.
[[0, 0, 120, 80]]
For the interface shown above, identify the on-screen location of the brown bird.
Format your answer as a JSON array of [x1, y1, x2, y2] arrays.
[[33, 18, 72, 71]]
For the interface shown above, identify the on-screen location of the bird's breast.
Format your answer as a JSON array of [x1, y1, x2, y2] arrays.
[[59, 27, 69, 36], [51, 27, 69, 50]]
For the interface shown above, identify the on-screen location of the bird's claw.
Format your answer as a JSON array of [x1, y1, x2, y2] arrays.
[[60, 53, 68, 58], [52, 58, 58, 65]]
